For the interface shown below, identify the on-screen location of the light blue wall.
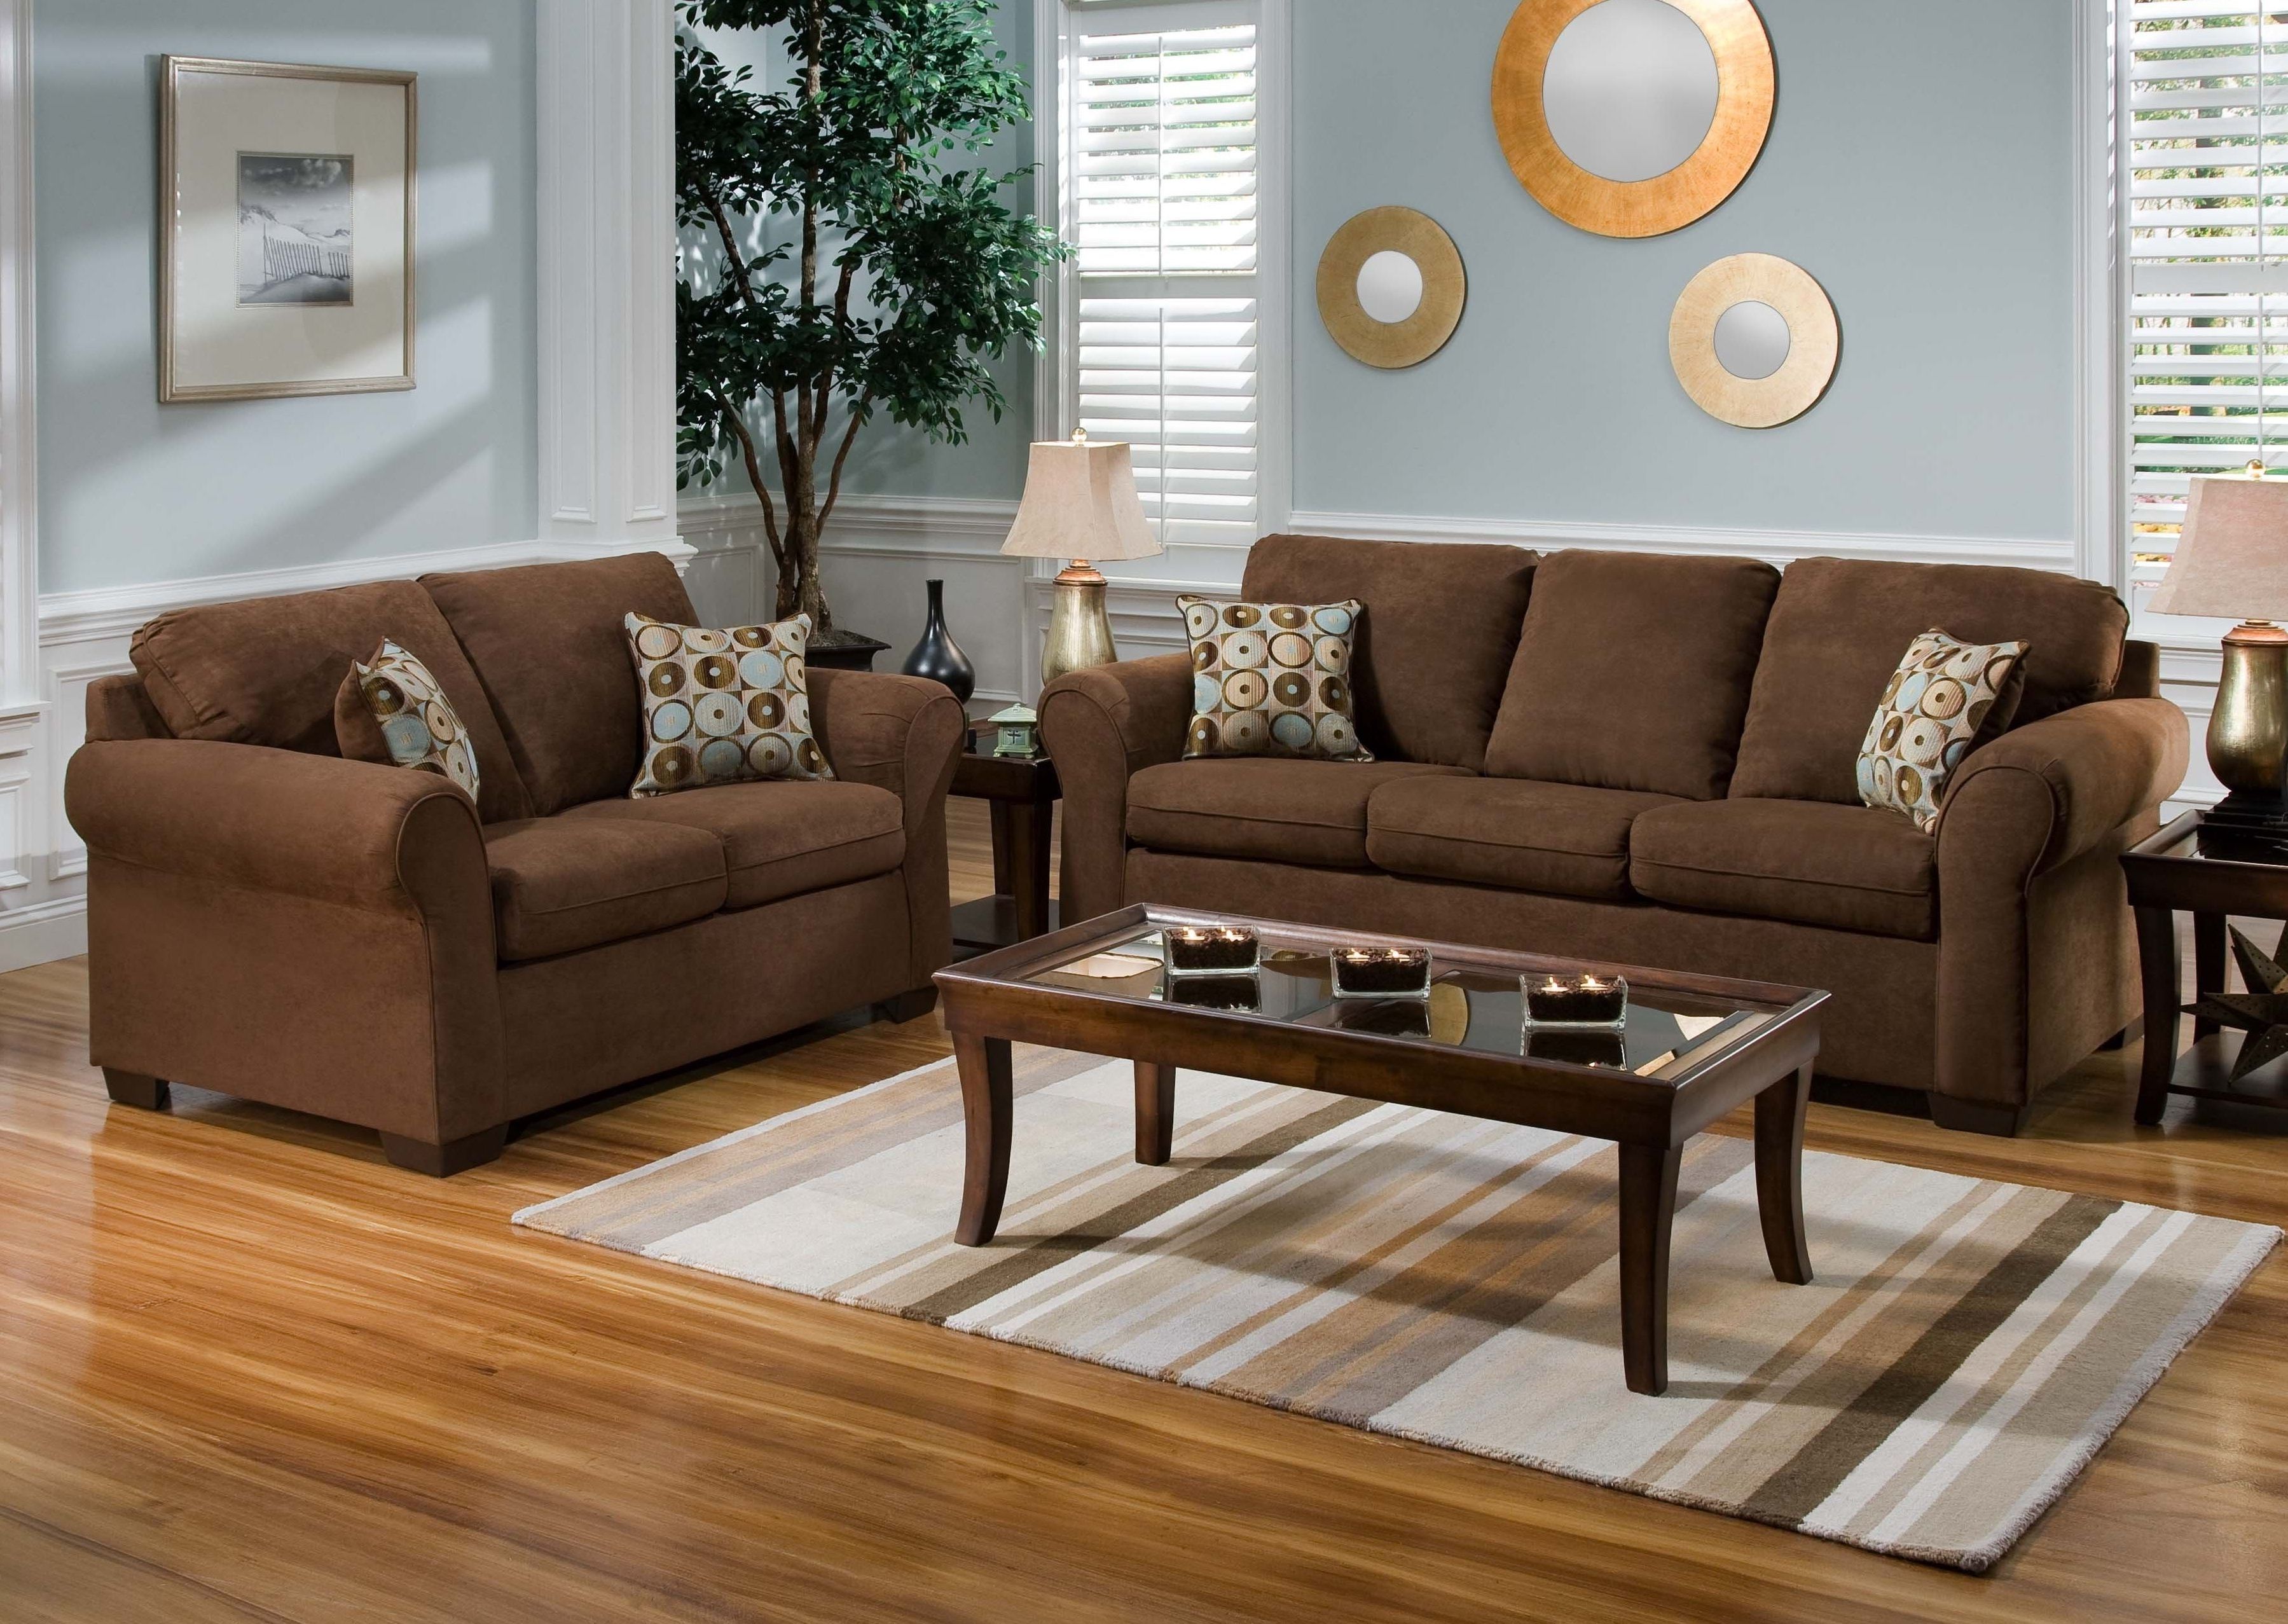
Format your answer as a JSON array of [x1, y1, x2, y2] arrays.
[[690, 4, 1040, 506], [36, 0, 537, 596], [1293, 0, 2073, 541]]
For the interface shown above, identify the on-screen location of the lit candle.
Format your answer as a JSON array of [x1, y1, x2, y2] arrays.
[[1522, 971, 1629, 1030], [1332, 943, 1431, 999], [1165, 924, 1260, 975]]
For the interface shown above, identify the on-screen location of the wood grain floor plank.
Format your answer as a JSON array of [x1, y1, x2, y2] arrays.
[[0, 828, 2280, 1620]]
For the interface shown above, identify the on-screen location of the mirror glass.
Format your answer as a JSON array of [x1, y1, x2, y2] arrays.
[[1713, 299, 1791, 380], [1542, 0, 1721, 184], [1355, 250, 1425, 325]]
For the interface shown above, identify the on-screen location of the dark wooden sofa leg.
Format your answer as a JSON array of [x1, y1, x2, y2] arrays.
[[876, 987, 939, 1024], [102, 1069, 170, 1110], [1928, 1096, 2034, 1137], [380, 1126, 508, 1177]]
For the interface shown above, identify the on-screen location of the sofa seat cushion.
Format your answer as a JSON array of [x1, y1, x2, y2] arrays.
[[563, 781, 904, 910], [1126, 759, 1468, 869], [1629, 799, 1936, 940], [1366, 778, 1683, 901], [484, 816, 727, 962], [422, 553, 699, 816]]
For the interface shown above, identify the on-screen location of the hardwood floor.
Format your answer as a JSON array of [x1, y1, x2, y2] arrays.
[[1, 796, 2282, 1621]]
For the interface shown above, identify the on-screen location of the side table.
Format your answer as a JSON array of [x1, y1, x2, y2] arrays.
[[2122, 808, 2288, 1123], [949, 738, 1059, 958]]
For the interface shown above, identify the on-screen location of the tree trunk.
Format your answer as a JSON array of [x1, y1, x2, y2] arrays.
[[778, 490, 835, 635]]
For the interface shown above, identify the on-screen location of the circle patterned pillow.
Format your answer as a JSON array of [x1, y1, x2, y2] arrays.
[[1177, 596, 1373, 762], [626, 611, 832, 797], [353, 638, 481, 799], [1856, 628, 2029, 831]]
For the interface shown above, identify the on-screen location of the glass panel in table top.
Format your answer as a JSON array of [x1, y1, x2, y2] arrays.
[[1023, 926, 1772, 1079]]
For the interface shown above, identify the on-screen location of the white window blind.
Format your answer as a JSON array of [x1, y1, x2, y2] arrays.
[[1065, 4, 1260, 550], [2126, 2, 2288, 573]]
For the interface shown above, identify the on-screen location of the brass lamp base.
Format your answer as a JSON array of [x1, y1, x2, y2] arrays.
[[2200, 621, 2288, 858], [1042, 561, 1119, 688]]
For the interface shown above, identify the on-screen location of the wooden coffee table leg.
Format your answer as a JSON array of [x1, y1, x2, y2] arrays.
[[1617, 1143, 1682, 1396], [954, 1035, 1012, 1246], [1135, 1061, 1175, 1166], [2135, 904, 2182, 1127], [1754, 1063, 1814, 1286]]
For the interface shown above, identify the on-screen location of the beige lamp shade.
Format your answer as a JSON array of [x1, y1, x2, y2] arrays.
[[1000, 438, 1162, 563], [2151, 474, 2288, 620]]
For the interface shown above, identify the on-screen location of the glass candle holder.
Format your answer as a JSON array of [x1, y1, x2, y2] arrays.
[[1331, 945, 1432, 1000], [1164, 925, 1261, 976], [1168, 973, 1261, 1012], [1522, 972, 1629, 1029]]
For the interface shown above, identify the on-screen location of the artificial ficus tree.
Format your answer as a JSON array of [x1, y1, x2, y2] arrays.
[[675, 0, 1065, 642]]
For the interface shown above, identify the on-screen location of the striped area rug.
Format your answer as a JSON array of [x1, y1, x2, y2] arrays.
[[514, 1047, 2279, 1571]]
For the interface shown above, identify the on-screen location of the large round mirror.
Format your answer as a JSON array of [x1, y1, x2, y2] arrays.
[[1355, 251, 1426, 325], [1492, 0, 1775, 238], [1317, 208, 1467, 369], [1542, 0, 1719, 184], [1713, 298, 1790, 380]]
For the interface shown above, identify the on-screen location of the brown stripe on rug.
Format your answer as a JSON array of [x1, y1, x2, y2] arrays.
[[514, 1049, 2280, 1572]]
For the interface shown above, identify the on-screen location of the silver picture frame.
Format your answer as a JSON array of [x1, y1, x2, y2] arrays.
[[158, 55, 418, 402]]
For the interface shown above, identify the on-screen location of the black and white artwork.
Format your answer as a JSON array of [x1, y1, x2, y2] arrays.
[[236, 153, 354, 306]]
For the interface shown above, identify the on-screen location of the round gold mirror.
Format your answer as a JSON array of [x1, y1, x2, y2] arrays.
[[1669, 253, 1837, 427], [1316, 207, 1467, 370], [1492, 0, 1774, 238]]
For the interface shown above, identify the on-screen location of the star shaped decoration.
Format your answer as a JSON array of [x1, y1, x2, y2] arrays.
[[2189, 923, 2288, 1082]]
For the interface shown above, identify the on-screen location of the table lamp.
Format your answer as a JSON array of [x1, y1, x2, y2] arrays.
[[2151, 470, 2288, 842], [1001, 430, 1162, 687]]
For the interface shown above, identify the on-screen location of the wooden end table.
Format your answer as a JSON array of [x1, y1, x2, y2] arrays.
[[2124, 807, 2288, 1123], [934, 906, 1826, 1396], [949, 738, 1060, 958]]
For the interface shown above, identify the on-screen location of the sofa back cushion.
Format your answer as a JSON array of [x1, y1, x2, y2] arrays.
[[1240, 533, 1538, 772], [127, 579, 534, 823], [1482, 550, 1781, 800], [422, 552, 697, 815], [1731, 558, 2130, 805]]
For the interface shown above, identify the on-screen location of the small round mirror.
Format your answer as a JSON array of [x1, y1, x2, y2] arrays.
[[1355, 250, 1426, 325], [1541, 0, 1721, 184], [1713, 299, 1791, 380]]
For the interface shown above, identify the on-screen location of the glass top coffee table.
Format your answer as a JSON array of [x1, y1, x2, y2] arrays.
[[932, 906, 1828, 1395]]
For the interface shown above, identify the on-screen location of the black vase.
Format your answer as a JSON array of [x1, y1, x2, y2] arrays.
[[901, 579, 975, 703]]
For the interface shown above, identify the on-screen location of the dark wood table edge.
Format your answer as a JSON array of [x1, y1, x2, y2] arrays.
[[934, 905, 1826, 1396]]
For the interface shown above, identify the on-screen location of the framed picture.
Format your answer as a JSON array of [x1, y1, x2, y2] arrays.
[[158, 56, 417, 403]]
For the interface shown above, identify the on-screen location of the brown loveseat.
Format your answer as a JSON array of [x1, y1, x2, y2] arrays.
[[65, 552, 963, 1173], [1040, 535, 2189, 1135]]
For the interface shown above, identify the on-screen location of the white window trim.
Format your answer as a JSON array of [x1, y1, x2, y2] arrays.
[[2078, 0, 2125, 593], [1030, 0, 1290, 551]]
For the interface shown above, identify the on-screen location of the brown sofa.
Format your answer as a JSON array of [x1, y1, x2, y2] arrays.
[[64, 552, 963, 1173], [1040, 535, 2189, 1135]]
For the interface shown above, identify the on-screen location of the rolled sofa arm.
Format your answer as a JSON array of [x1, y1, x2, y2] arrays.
[[65, 738, 504, 1145], [1932, 697, 2188, 1119], [1039, 652, 1194, 925], [809, 668, 966, 988]]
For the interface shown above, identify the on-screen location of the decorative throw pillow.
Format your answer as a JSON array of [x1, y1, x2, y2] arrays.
[[1856, 628, 2030, 831], [1178, 596, 1372, 762], [626, 611, 832, 795], [344, 639, 482, 799]]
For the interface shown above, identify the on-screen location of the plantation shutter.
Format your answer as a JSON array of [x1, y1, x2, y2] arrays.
[[1065, 2, 1260, 551], [2126, 1, 2288, 574]]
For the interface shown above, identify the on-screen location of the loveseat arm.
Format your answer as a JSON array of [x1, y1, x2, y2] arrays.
[[1040, 652, 1194, 924], [65, 738, 504, 1145], [1932, 697, 2188, 1120], [808, 668, 966, 989]]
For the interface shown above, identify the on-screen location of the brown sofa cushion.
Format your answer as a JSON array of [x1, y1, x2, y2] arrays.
[[1126, 758, 1467, 869], [127, 579, 532, 823], [423, 553, 698, 816], [564, 780, 905, 910], [1241, 533, 1538, 772], [1629, 798, 1936, 940], [1732, 558, 2130, 805], [1365, 777, 1683, 901], [1482, 550, 1780, 800], [483, 815, 727, 961]]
